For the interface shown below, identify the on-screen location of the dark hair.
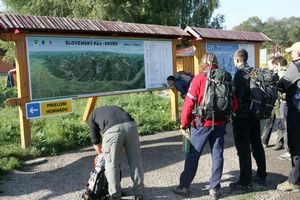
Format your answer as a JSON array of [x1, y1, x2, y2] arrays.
[[167, 75, 176, 81], [272, 56, 287, 66], [234, 48, 248, 63]]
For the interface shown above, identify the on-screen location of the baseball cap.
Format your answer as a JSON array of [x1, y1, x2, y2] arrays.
[[285, 41, 300, 53]]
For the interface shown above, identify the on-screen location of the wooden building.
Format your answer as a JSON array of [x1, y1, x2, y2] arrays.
[[178, 27, 271, 75]]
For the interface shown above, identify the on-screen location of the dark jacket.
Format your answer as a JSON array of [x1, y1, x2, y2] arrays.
[[278, 59, 300, 151], [233, 63, 253, 119], [174, 78, 189, 97], [278, 59, 300, 93], [88, 106, 134, 144]]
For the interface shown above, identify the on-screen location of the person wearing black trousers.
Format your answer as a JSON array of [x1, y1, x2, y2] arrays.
[[277, 42, 300, 192], [229, 49, 267, 190]]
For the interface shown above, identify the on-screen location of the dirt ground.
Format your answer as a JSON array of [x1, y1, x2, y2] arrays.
[[0, 123, 300, 200]]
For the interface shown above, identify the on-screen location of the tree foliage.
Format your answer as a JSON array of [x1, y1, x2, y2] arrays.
[[1, 0, 224, 63], [233, 16, 300, 49], [3, 0, 223, 28]]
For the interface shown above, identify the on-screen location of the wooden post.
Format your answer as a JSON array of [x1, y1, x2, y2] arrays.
[[254, 43, 261, 67], [193, 40, 206, 75], [14, 34, 31, 148], [170, 88, 178, 122], [171, 40, 179, 121], [82, 97, 98, 122]]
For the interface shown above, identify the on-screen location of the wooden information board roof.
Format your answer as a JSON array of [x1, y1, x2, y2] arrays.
[[185, 26, 271, 42], [0, 13, 190, 38]]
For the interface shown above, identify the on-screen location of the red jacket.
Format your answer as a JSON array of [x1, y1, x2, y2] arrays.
[[181, 65, 238, 128]]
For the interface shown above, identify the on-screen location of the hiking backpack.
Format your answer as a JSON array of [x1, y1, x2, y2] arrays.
[[248, 68, 279, 120], [82, 154, 109, 200], [174, 71, 194, 86], [194, 68, 233, 129]]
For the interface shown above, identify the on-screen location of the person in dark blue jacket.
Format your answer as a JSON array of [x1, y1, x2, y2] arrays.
[[167, 75, 189, 98]]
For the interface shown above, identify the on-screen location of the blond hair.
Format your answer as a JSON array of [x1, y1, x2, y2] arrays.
[[199, 53, 218, 72]]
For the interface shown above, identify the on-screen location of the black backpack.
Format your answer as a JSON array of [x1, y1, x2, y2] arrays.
[[82, 155, 109, 200], [194, 68, 233, 129], [174, 71, 194, 86], [248, 68, 279, 120]]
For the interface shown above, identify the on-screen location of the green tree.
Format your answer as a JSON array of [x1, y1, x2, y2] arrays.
[[1, 0, 224, 63], [3, 0, 222, 27], [233, 16, 300, 49], [233, 16, 264, 32]]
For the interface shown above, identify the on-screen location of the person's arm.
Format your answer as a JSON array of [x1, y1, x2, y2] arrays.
[[88, 114, 102, 154], [181, 76, 200, 128], [175, 80, 188, 96], [233, 71, 245, 114], [278, 63, 299, 92]]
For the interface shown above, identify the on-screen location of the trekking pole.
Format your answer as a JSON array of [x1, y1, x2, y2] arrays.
[[181, 128, 190, 153]]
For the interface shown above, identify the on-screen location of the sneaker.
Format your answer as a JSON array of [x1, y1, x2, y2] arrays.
[[172, 186, 190, 197], [277, 180, 300, 192], [278, 152, 291, 161], [272, 145, 284, 150], [253, 176, 267, 186], [229, 181, 252, 190], [209, 188, 219, 200]]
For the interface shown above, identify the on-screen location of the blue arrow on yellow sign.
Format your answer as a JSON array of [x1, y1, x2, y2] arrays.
[[26, 99, 73, 119]]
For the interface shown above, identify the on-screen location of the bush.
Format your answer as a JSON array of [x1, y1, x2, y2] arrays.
[[0, 77, 17, 108]]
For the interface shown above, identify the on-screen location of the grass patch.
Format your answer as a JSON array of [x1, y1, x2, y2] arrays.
[[0, 79, 182, 175]]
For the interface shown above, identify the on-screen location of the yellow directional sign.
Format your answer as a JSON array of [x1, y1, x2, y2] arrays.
[[41, 99, 73, 117]]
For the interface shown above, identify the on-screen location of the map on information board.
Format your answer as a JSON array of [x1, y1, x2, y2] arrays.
[[26, 36, 173, 100]]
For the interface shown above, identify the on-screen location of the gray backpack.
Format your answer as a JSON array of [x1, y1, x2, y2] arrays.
[[194, 68, 233, 129]]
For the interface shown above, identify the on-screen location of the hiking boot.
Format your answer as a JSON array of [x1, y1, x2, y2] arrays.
[[121, 191, 126, 197], [277, 180, 300, 192], [262, 143, 269, 148], [278, 152, 291, 161], [134, 195, 143, 200], [172, 186, 190, 197], [229, 181, 252, 191], [272, 145, 284, 150], [209, 188, 219, 200], [109, 196, 121, 200], [253, 176, 267, 186]]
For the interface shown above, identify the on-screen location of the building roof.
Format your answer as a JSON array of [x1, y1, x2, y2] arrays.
[[0, 13, 190, 38], [185, 26, 271, 42], [176, 46, 194, 56]]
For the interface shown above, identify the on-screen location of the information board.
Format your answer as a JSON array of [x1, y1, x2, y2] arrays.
[[26, 36, 173, 100], [206, 43, 256, 76], [206, 43, 239, 76]]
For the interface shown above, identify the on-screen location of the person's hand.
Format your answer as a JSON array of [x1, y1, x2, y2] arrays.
[[180, 125, 187, 130], [93, 144, 102, 154]]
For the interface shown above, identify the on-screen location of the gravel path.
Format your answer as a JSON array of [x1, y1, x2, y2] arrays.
[[0, 124, 299, 200]]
